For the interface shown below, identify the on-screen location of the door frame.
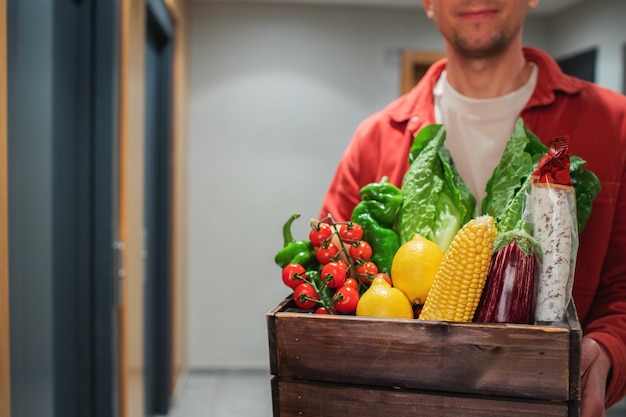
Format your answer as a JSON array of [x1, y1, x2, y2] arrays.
[[118, 2, 189, 415], [0, 0, 9, 414], [54, 0, 122, 416], [91, 1, 122, 416], [144, 0, 174, 413], [54, 1, 122, 415]]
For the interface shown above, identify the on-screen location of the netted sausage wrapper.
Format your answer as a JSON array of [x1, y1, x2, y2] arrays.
[[523, 136, 579, 323]]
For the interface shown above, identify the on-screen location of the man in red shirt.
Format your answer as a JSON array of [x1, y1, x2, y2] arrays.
[[319, 1, 626, 415]]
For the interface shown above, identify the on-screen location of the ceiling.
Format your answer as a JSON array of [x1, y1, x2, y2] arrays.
[[195, 0, 588, 15]]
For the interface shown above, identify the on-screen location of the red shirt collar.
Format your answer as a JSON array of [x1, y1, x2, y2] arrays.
[[388, 46, 586, 125]]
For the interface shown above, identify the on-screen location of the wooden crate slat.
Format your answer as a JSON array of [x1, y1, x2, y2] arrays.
[[273, 378, 569, 417], [273, 311, 570, 400], [566, 302, 582, 417], [267, 296, 291, 376]]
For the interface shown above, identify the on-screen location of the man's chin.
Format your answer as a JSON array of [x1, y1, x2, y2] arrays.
[[453, 39, 508, 59]]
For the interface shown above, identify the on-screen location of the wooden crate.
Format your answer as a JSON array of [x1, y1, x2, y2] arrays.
[[267, 297, 581, 417]]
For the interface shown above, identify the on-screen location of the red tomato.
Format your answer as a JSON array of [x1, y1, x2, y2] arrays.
[[316, 242, 340, 264], [336, 260, 350, 275], [339, 222, 364, 242], [355, 261, 378, 285], [321, 261, 347, 288], [314, 306, 330, 315], [333, 286, 359, 314], [349, 240, 373, 262], [376, 272, 393, 286], [309, 222, 333, 247], [293, 283, 319, 310], [343, 277, 360, 291], [281, 263, 307, 289]]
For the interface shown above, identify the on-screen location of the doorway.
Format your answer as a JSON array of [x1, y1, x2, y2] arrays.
[[557, 47, 597, 83], [7, 1, 120, 417], [144, 0, 174, 414], [400, 50, 445, 95]]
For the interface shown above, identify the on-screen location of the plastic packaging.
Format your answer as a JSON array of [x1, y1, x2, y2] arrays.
[[524, 136, 579, 323]]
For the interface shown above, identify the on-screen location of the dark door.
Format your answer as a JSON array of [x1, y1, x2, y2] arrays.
[[557, 48, 597, 83], [7, 0, 120, 416], [144, 0, 174, 415]]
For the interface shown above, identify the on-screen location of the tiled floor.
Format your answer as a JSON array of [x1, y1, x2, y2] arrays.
[[167, 369, 272, 417], [168, 369, 626, 417]]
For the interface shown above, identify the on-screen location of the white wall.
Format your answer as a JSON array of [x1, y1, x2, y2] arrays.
[[186, 0, 620, 370], [187, 2, 447, 369], [546, 0, 626, 92]]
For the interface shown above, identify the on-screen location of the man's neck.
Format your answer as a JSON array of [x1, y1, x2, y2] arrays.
[[444, 45, 532, 99]]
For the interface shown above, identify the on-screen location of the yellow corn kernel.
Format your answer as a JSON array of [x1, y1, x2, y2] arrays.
[[418, 215, 497, 322]]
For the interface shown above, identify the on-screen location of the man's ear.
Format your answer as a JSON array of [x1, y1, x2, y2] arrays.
[[528, 0, 540, 10], [423, 0, 434, 18]]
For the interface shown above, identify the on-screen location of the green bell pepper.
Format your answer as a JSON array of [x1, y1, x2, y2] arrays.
[[359, 176, 404, 228], [274, 213, 316, 269], [352, 205, 399, 275], [350, 177, 403, 274]]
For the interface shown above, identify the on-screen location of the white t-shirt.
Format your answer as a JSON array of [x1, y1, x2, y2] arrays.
[[433, 64, 538, 207]]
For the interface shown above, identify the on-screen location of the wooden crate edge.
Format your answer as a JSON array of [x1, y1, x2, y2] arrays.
[[274, 377, 571, 417], [267, 296, 292, 376]]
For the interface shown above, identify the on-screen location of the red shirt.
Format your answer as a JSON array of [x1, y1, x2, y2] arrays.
[[320, 47, 626, 406]]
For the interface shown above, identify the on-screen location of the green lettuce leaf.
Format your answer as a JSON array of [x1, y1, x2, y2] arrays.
[[570, 155, 602, 232], [483, 118, 601, 233], [482, 119, 542, 233], [397, 125, 476, 252]]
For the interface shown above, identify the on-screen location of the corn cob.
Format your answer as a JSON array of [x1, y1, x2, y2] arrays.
[[418, 215, 497, 322]]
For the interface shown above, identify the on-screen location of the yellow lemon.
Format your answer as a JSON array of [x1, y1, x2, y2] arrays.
[[391, 234, 444, 306], [356, 277, 413, 319]]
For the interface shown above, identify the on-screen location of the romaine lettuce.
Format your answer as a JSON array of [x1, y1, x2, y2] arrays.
[[397, 119, 600, 253], [397, 125, 477, 252]]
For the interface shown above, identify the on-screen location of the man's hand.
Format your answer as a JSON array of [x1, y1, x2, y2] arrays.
[[581, 337, 612, 417]]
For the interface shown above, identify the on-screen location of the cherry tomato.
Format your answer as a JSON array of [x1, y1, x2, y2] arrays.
[[293, 283, 319, 310], [321, 261, 347, 289], [316, 242, 340, 264], [333, 286, 359, 314], [336, 260, 350, 275], [309, 222, 333, 247], [314, 306, 333, 315], [355, 261, 379, 285], [281, 263, 307, 289], [343, 277, 360, 291], [339, 222, 364, 242], [349, 240, 373, 262], [376, 272, 393, 286]]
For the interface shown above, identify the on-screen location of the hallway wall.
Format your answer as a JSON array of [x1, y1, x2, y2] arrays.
[[185, 1, 549, 369], [545, 0, 626, 92]]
